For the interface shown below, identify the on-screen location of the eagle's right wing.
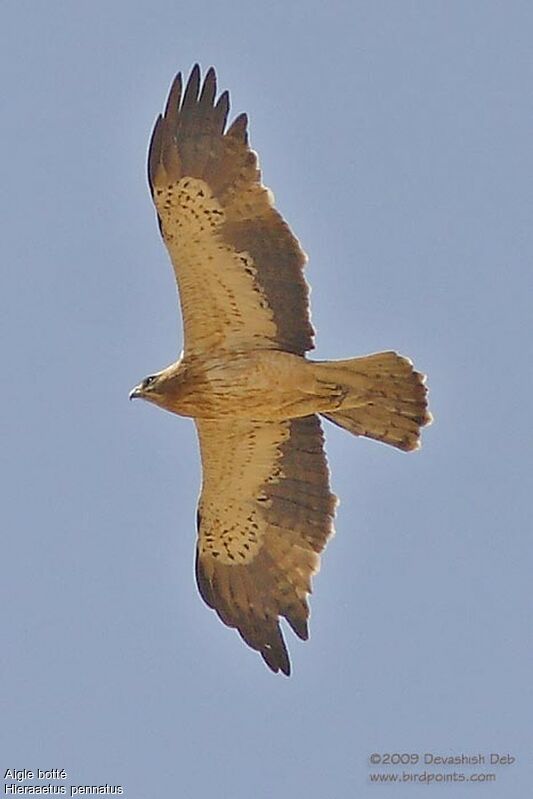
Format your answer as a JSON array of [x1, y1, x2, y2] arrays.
[[194, 415, 337, 675]]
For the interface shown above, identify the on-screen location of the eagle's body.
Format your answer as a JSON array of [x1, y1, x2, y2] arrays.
[[135, 350, 346, 420], [130, 66, 432, 675]]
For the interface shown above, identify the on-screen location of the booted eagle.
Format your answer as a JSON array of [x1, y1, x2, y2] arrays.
[[130, 65, 431, 675]]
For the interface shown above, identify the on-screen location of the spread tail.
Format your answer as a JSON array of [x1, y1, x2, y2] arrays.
[[317, 351, 432, 451]]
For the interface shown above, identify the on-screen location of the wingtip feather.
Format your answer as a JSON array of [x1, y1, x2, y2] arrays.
[[198, 66, 217, 112], [147, 113, 163, 192], [182, 64, 201, 112], [226, 112, 248, 143], [213, 90, 230, 133], [164, 72, 183, 121]]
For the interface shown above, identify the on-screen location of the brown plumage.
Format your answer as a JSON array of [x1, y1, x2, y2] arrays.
[[130, 65, 432, 675]]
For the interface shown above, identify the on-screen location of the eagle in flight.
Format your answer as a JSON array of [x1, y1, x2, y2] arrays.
[[130, 65, 431, 675]]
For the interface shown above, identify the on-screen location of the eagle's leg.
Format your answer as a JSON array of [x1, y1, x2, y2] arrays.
[[308, 380, 348, 407], [275, 380, 347, 419]]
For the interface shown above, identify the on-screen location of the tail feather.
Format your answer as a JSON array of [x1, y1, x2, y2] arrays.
[[319, 351, 432, 452]]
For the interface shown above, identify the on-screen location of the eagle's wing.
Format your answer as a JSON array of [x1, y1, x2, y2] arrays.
[[148, 65, 314, 357], [195, 415, 337, 675]]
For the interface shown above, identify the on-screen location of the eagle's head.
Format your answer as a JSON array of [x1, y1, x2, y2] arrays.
[[129, 372, 165, 404], [129, 360, 188, 413]]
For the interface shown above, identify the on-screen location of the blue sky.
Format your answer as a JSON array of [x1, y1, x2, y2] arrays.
[[1, 2, 532, 797]]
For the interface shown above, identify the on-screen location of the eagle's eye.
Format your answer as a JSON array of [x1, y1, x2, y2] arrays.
[[143, 375, 157, 389]]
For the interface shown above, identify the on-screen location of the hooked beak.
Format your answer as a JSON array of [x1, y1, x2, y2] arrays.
[[129, 385, 143, 401]]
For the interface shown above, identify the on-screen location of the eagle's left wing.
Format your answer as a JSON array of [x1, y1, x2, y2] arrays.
[[147, 65, 314, 358], [194, 415, 337, 675]]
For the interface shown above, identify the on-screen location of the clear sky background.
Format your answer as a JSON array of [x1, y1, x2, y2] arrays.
[[2, 2, 532, 797]]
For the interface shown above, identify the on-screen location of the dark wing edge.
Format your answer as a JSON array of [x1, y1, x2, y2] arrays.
[[195, 415, 337, 676], [147, 64, 315, 355]]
